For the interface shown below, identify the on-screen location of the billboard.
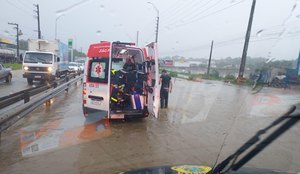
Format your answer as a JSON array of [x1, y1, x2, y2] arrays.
[[59, 42, 68, 62]]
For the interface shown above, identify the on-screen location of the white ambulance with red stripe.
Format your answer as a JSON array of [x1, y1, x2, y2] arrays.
[[82, 41, 160, 119]]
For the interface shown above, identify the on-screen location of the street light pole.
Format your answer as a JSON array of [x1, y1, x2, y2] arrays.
[[148, 2, 159, 43], [8, 22, 20, 60], [55, 15, 65, 40]]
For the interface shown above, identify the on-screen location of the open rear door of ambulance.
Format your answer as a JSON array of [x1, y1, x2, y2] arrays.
[[83, 42, 112, 118], [146, 42, 160, 118]]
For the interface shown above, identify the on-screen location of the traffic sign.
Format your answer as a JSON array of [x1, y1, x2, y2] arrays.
[[68, 39, 73, 48]]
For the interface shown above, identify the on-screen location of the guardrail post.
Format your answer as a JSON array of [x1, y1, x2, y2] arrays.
[[65, 84, 69, 92], [24, 91, 30, 103], [45, 100, 51, 106], [53, 82, 58, 88]]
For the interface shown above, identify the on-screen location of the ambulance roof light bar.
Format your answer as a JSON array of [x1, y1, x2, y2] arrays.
[[113, 41, 135, 46]]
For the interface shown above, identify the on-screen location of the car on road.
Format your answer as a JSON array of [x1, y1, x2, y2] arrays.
[[0, 63, 12, 83], [68, 62, 81, 75], [78, 63, 84, 72]]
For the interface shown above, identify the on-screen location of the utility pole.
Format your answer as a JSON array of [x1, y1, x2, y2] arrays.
[[238, 0, 256, 79], [34, 4, 41, 39], [136, 31, 139, 46], [8, 22, 20, 60], [207, 40, 214, 76], [155, 16, 159, 43], [148, 2, 159, 43]]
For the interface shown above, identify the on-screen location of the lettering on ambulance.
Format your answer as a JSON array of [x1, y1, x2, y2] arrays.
[[99, 48, 110, 53]]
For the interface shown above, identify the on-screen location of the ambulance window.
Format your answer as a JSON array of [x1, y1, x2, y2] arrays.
[[112, 59, 124, 71], [88, 59, 108, 83]]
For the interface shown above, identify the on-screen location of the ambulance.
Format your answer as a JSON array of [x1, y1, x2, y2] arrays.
[[82, 41, 160, 119]]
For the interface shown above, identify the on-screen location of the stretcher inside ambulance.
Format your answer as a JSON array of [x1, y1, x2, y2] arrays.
[[83, 41, 160, 119]]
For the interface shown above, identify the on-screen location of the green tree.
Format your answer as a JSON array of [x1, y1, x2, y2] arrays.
[[73, 49, 86, 57]]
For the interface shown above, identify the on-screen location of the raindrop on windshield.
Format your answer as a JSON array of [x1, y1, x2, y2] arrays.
[[297, 14, 300, 18], [56, 11, 65, 17], [109, 10, 116, 17], [256, 29, 264, 37], [165, 26, 172, 31], [96, 30, 102, 36], [291, 3, 297, 12], [99, 4, 105, 10]]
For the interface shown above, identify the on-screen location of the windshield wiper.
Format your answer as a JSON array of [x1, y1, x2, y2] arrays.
[[211, 105, 300, 174]]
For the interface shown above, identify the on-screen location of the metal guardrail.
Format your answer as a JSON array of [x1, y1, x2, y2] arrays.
[[0, 74, 75, 110], [0, 75, 83, 133]]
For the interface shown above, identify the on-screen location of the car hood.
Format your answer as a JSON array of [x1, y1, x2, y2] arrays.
[[120, 165, 292, 174]]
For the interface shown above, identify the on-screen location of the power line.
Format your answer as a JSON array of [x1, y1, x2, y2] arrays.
[[161, 0, 207, 24], [177, 0, 220, 21], [163, 0, 223, 27], [16, 0, 33, 9], [159, 32, 300, 55], [142, 2, 191, 41], [168, 0, 246, 29], [171, 0, 224, 26], [5, 0, 32, 16], [159, 0, 189, 18]]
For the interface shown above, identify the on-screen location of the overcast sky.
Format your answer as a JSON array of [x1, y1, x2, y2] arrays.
[[1, 0, 300, 60]]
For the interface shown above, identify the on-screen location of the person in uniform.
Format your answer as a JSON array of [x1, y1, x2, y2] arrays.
[[159, 69, 172, 109], [123, 56, 136, 94], [123, 56, 136, 71]]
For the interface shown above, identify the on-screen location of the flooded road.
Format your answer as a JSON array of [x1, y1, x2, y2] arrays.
[[0, 78, 300, 174], [0, 70, 30, 97]]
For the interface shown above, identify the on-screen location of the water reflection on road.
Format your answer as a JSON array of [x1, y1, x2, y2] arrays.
[[20, 114, 111, 156], [0, 78, 300, 174]]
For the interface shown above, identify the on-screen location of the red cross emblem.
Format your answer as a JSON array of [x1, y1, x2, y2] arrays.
[[94, 63, 103, 77]]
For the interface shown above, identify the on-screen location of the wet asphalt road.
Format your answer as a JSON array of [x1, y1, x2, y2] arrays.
[[0, 70, 51, 98], [0, 70, 30, 97], [0, 78, 300, 174]]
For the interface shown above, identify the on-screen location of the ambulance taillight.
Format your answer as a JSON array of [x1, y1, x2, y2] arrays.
[[83, 82, 87, 104]]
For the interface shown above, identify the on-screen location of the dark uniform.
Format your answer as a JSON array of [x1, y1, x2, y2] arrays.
[[123, 60, 136, 93], [160, 74, 171, 108]]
